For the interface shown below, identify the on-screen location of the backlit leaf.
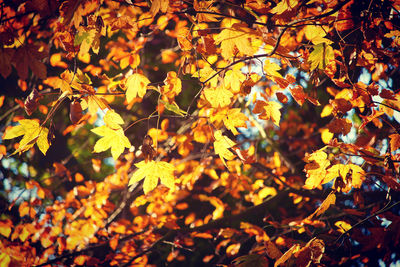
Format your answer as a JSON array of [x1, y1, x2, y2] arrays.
[[253, 100, 282, 126], [309, 43, 335, 71], [213, 130, 236, 167], [129, 160, 175, 194], [91, 126, 131, 160], [204, 86, 233, 108], [3, 119, 49, 155], [125, 73, 151, 102]]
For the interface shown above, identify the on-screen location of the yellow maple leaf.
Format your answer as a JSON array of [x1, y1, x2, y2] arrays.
[[91, 126, 131, 160], [104, 110, 124, 130], [192, 65, 218, 87], [161, 71, 182, 101], [253, 100, 282, 126], [324, 164, 365, 192], [125, 73, 151, 102], [128, 160, 175, 194], [303, 149, 331, 189], [3, 119, 49, 155], [271, 0, 298, 14], [309, 43, 335, 71], [264, 59, 283, 79], [213, 130, 236, 167], [214, 23, 256, 60], [194, 0, 220, 22], [80, 95, 108, 116], [74, 28, 100, 57], [304, 25, 332, 45], [224, 68, 246, 93], [204, 86, 233, 108], [223, 108, 248, 135], [149, 0, 169, 16]]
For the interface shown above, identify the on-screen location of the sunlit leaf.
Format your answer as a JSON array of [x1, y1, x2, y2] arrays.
[[3, 119, 49, 155], [129, 160, 175, 194], [125, 73, 151, 102], [91, 126, 131, 160]]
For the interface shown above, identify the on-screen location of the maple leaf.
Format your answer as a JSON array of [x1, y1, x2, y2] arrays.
[[91, 126, 131, 160], [104, 110, 124, 130], [224, 68, 246, 93], [308, 43, 335, 71], [389, 134, 400, 152], [193, 65, 218, 87], [271, 0, 298, 14], [161, 71, 182, 102], [128, 160, 175, 194], [204, 86, 233, 108], [223, 108, 248, 135], [74, 28, 100, 56], [253, 100, 282, 126], [125, 73, 151, 102], [12, 44, 47, 80], [80, 95, 108, 116], [304, 150, 330, 189], [149, 0, 169, 16], [264, 59, 283, 79], [194, 0, 220, 22], [324, 164, 365, 192], [214, 22, 256, 60], [3, 119, 49, 155], [304, 25, 332, 45], [213, 130, 236, 167]]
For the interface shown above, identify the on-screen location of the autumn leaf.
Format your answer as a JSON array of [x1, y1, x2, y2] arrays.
[[308, 192, 336, 219], [149, 0, 169, 16], [224, 68, 246, 93], [3, 119, 49, 155], [324, 164, 365, 192], [128, 160, 175, 194], [74, 28, 100, 56], [213, 130, 236, 167], [80, 95, 108, 116], [103, 110, 124, 130], [12, 44, 47, 80], [214, 22, 256, 60], [327, 118, 352, 135], [304, 149, 331, 190], [194, 0, 220, 22], [91, 126, 131, 160], [264, 59, 283, 79], [125, 73, 151, 102], [389, 134, 400, 152], [304, 25, 332, 45], [253, 100, 282, 126], [271, 0, 298, 15], [223, 108, 248, 135], [204, 86, 233, 108], [308, 43, 335, 71]]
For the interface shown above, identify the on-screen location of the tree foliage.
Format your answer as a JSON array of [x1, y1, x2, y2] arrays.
[[1, 0, 400, 266]]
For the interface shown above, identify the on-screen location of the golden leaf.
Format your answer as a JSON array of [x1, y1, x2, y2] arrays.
[[213, 130, 236, 167], [91, 125, 131, 160], [214, 23, 256, 60], [253, 100, 282, 126], [128, 160, 175, 194], [3, 119, 49, 155], [125, 73, 151, 102], [204, 86, 233, 108]]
